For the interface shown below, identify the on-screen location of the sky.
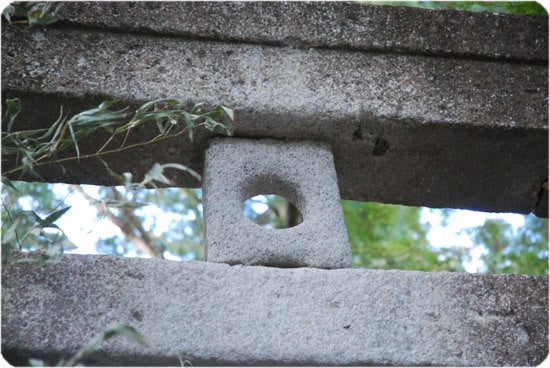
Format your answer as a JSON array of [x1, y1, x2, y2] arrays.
[[419, 207, 525, 272], [31, 183, 531, 273]]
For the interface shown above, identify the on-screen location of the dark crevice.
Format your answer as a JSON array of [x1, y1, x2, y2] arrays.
[[262, 261, 305, 268], [534, 180, 548, 218], [372, 137, 390, 156]]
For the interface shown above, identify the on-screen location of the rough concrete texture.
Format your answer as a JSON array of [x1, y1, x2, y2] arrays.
[[2, 2, 548, 216], [203, 138, 352, 269], [56, 2, 548, 63], [2, 254, 548, 366]]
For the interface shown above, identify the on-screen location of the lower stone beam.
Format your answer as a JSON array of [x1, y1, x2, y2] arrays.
[[2, 254, 548, 366]]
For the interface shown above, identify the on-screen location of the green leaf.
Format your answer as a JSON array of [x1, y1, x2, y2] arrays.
[[31, 207, 70, 230], [2, 243, 14, 266], [43, 253, 63, 264], [67, 122, 80, 159], [64, 324, 147, 366], [32, 212, 57, 229], [2, 216, 22, 246], [128, 99, 184, 134], [138, 162, 202, 187], [27, 2, 62, 27], [182, 113, 195, 140], [161, 163, 201, 181], [46, 236, 76, 255], [204, 117, 231, 136], [191, 102, 204, 114], [4, 98, 22, 132], [123, 172, 133, 191], [2, 5, 14, 23], [140, 163, 169, 187], [2, 176, 20, 193], [99, 159, 125, 184], [219, 105, 235, 121], [44, 206, 71, 224], [135, 99, 179, 115], [102, 324, 148, 347], [68, 100, 128, 127], [56, 237, 77, 252], [21, 165, 45, 182], [34, 253, 51, 267]]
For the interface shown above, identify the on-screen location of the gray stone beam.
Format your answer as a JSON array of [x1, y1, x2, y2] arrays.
[[2, 2, 547, 215], [2, 254, 548, 366], [52, 2, 550, 63]]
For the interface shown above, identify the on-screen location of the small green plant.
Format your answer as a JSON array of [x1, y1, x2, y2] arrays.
[[1, 197, 74, 266], [27, 324, 148, 366], [2, 1, 61, 26], [2, 98, 233, 180], [1, 97, 234, 263]]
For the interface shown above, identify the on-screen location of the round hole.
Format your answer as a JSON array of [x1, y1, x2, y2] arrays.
[[242, 194, 303, 229]]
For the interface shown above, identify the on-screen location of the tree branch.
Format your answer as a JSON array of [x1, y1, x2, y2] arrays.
[[69, 185, 163, 258]]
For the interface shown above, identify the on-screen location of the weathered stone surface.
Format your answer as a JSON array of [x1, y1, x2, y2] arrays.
[[56, 2, 548, 63], [203, 138, 352, 268], [1, 2, 547, 216], [2, 254, 548, 366]]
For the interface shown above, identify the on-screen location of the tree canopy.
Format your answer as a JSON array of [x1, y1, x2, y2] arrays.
[[2, 181, 547, 275], [365, 1, 547, 15]]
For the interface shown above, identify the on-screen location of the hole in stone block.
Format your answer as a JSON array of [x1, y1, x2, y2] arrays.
[[242, 194, 303, 229]]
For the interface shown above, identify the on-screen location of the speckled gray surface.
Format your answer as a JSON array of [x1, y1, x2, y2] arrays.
[[203, 138, 352, 268], [2, 254, 548, 366], [56, 2, 547, 63], [1, 2, 548, 215]]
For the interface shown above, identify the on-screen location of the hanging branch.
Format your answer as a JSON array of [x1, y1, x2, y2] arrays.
[[2, 98, 234, 180]]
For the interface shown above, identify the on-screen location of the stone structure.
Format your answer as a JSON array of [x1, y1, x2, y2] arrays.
[[203, 138, 352, 268], [1, 2, 548, 367], [2, 254, 548, 366], [1, 2, 547, 216]]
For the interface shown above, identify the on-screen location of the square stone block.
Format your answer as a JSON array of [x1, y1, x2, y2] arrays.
[[203, 138, 352, 268]]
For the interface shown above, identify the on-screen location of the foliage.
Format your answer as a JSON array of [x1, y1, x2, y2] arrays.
[[2, 98, 233, 262], [28, 324, 147, 366], [2, 2, 61, 26], [1, 180, 75, 266], [342, 200, 468, 271], [3, 179, 546, 274], [2, 98, 233, 181], [364, 1, 547, 15], [465, 216, 549, 274]]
